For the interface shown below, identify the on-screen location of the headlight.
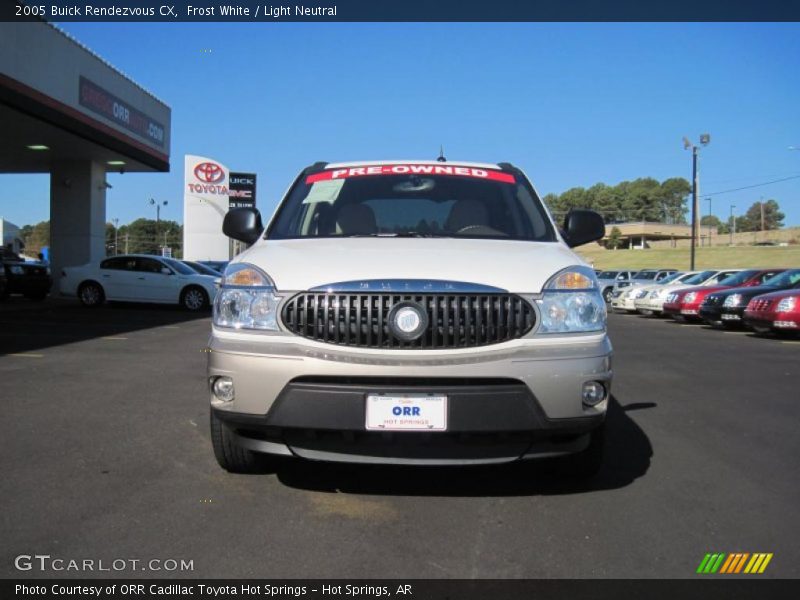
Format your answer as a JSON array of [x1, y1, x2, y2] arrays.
[[213, 263, 281, 331], [537, 266, 606, 334], [635, 289, 649, 299], [777, 297, 797, 312], [684, 292, 697, 304], [9, 265, 24, 275], [723, 294, 742, 307], [665, 293, 676, 303]]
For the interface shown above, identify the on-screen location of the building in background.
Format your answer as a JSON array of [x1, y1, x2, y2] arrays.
[[0, 217, 22, 254]]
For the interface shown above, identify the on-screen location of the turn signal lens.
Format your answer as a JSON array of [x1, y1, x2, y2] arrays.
[[548, 271, 595, 290]]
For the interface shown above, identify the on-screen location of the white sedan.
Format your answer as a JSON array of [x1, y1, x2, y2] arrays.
[[61, 254, 219, 310], [633, 269, 742, 315]]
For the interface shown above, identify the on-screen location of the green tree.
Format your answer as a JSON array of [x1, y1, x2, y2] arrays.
[[742, 199, 784, 231], [606, 226, 624, 249], [22, 220, 50, 255], [700, 214, 721, 228]]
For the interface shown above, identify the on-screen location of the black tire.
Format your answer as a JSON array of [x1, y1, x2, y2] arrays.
[[78, 281, 105, 307], [180, 286, 209, 311], [210, 410, 273, 474], [602, 287, 613, 303], [560, 423, 605, 479]]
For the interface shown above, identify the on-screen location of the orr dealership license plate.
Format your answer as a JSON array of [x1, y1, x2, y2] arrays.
[[365, 394, 448, 431]]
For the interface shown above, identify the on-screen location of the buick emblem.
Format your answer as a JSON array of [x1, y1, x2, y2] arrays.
[[388, 302, 428, 341], [194, 162, 225, 183]]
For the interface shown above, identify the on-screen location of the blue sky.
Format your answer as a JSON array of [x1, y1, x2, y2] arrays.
[[2, 22, 799, 227]]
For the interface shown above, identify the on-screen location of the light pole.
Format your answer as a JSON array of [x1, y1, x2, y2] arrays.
[[683, 134, 711, 269], [149, 198, 168, 254], [705, 198, 712, 247], [729, 204, 736, 246]]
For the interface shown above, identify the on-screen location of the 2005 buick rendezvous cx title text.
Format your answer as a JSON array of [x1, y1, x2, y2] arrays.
[[207, 159, 612, 477]]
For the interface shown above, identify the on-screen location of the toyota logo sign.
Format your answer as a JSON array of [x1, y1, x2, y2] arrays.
[[194, 162, 225, 183]]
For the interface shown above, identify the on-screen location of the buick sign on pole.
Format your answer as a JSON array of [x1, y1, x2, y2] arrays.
[[228, 172, 257, 209]]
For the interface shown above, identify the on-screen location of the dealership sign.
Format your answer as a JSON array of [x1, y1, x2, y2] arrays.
[[184, 155, 231, 261], [78, 77, 166, 147], [229, 172, 257, 209]]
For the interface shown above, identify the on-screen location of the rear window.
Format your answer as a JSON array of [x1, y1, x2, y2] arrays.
[[267, 165, 556, 242], [633, 271, 658, 280]]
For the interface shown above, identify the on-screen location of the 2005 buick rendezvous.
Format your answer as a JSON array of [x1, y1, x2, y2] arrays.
[[208, 160, 612, 476]]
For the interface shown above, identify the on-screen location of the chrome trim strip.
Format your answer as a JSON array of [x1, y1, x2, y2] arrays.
[[308, 279, 508, 293]]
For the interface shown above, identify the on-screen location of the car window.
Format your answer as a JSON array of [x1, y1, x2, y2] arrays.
[[268, 167, 556, 242], [718, 270, 758, 286], [762, 269, 800, 287], [162, 258, 196, 275], [100, 257, 136, 271], [136, 258, 167, 273], [757, 270, 782, 284], [597, 271, 618, 279]]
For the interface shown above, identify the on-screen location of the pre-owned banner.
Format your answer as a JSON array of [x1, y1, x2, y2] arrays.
[[183, 154, 230, 261]]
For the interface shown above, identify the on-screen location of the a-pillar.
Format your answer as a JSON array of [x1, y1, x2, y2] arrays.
[[50, 161, 106, 294]]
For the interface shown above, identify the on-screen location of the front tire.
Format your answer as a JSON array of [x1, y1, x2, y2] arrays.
[[602, 288, 613, 303], [181, 286, 209, 311], [78, 281, 105, 307], [210, 410, 274, 473]]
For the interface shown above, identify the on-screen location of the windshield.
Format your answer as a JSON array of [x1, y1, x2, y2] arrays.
[[718, 270, 758, 286], [597, 271, 619, 279], [682, 270, 715, 285], [633, 271, 658, 280], [163, 258, 196, 275], [186, 261, 220, 276], [658, 272, 684, 284], [267, 165, 556, 241], [763, 269, 800, 287]]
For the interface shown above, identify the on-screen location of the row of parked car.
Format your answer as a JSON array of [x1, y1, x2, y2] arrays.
[[598, 267, 800, 336], [0, 250, 228, 310]]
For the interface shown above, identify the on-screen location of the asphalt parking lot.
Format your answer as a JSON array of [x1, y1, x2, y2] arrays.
[[1, 300, 798, 579]]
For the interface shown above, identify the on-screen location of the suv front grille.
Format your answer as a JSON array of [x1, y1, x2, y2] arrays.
[[281, 293, 536, 349]]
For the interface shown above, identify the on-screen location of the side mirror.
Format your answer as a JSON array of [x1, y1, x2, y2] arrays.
[[223, 207, 264, 245], [161, 267, 172, 275], [562, 209, 605, 248]]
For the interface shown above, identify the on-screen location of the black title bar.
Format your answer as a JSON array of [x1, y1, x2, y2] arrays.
[[4, 0, 800, 22]]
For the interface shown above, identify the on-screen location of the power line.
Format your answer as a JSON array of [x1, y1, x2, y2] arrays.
[[704, 174, 800, 197]]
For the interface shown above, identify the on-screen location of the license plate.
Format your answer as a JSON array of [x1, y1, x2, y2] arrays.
[[365, 394, 447, 431]]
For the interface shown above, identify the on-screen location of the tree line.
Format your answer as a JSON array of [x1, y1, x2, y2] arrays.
[[20, 219, 184, 258]]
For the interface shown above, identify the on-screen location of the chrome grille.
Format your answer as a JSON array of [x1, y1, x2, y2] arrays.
[[281, 293, 536, 349]]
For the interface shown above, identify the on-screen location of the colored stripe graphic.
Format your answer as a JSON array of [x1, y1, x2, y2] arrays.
[[698, 552, 772, 574]]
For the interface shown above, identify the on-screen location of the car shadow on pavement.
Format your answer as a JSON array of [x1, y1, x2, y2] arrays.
[[0, 297, 209, 355], [274, 396, 653, 497]]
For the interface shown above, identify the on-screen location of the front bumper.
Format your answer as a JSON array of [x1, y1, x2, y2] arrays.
[[634, 296, 664, 313], [208, 332, 612, 464], [700, 305, 745, 324]]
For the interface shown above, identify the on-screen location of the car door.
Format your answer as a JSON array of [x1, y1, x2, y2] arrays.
[[133, 258, 179, 302], [98, 257, 138, 300]]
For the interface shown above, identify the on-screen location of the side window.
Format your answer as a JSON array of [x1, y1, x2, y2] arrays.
[[101, 257, 135, 271], [136, 258, 167, 274]]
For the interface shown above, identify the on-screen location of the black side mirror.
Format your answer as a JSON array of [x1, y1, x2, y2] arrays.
[[223, 208, 264, 245], [562, 209, 605, 248]]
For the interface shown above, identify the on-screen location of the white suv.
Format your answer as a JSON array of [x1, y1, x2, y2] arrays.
[[208, 160, 612, 476]]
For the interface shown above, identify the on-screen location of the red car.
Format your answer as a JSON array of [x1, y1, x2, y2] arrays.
[[662, 269, 785, 321], [743, 289, 800, 335]]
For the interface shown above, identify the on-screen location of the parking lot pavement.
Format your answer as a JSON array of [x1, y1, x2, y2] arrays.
[[1, 304, 798, 579]]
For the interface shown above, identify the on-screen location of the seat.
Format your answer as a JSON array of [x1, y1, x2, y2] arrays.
[[445, 199, 489, 233], [336, 204, 378, 235]]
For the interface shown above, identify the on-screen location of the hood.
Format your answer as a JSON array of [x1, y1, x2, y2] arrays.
[[716, 284, 780, 299], [237, 238, 584, 293]]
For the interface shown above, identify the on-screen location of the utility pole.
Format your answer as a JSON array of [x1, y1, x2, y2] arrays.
[[705, 198, 712, 247], [149, 198, 168, 255], [760, 196, 765, 231], [683, 134, 710, 269], [112, 218, 119, 255], [729, 204, 736, 245], [125, 232, 129, 254]]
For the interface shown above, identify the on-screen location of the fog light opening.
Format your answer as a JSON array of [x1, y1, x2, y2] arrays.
[[582, 381, 606, 407], [212, 376, 235, 402]]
